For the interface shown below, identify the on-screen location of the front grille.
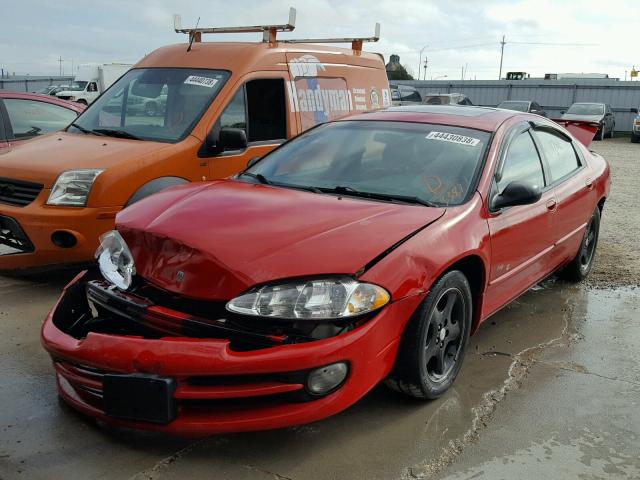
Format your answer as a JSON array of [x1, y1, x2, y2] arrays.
[[0, 215, 34, 254], [0, 177, 43, 207]]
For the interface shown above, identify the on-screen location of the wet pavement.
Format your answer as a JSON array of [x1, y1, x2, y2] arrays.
[[1, 271, 638, 480]]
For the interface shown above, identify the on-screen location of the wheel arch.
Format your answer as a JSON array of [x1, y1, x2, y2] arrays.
[[124, 176, 190, 207]]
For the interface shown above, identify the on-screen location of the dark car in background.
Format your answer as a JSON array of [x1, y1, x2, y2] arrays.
[[389, 83, 422, 106], [497, 100, 547, 117], [562, 102, 614, 140], [0, 91, 85, 149], [423, 93, 473, 106]]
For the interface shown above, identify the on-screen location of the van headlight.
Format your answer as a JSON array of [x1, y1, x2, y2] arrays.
[[95, 230, 135, 290], [226, 277, 390, 320], [47, 169, 104, 206]]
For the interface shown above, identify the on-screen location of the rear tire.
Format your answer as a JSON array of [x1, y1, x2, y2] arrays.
[[386, 270, 472, 399], [559, 207, 600, 282], [631, 134, 640, 144]]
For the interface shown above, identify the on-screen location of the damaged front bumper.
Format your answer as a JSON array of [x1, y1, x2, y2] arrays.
[[41, 271, 424, 436]]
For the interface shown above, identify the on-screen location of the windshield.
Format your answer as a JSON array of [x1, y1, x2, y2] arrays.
[[498, 101, 528, 112], [69, 68, 229, 143], [244, 121, 491, 207], [424, 96, 451, 105], [68, 81, 88, 91], [566, 103, 604, 115]]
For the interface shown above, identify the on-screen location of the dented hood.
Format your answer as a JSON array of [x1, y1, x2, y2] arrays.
[[116, 180, 445, 300]]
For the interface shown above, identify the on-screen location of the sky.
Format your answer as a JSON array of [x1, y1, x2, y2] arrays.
[[0, 0, 638, 81]]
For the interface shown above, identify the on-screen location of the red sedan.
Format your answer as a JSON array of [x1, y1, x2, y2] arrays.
[[0, 91, 84, 149], [41, 105, 609, 435]]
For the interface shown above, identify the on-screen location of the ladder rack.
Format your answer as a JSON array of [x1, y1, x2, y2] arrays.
[[173, 7, 380, 51]]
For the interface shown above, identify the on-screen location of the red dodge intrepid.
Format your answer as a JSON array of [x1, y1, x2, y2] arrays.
[[42, 105, 609, 435]]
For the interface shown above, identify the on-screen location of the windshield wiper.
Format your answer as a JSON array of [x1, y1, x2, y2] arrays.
[[92, 129, 143, 140], [317, 185, 437, 207], [238, 171, 272, 185], [70, 122, 105, 136]]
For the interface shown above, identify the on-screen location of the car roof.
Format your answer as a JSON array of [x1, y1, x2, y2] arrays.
[[135, 42, 384, 72], [343, 105, 518, 132], [0, 91, 85, 111]]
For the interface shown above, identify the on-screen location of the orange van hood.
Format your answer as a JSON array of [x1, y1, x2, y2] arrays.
[[0, 132, 172, 188]]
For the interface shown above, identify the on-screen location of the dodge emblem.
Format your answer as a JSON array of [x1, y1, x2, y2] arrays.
[[176, 271, 185, 283]]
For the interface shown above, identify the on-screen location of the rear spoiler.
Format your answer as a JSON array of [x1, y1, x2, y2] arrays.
[[551, 119, 599, 148]]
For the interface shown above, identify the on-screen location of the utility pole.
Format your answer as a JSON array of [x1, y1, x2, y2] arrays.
[[498, 35, 505, 80], [423, 57, 428, 81], [417, 45, 428, 81], [58, 56, 63, 77]]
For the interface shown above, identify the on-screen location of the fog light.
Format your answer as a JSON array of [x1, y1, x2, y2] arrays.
[[307, 362, 349, 395]]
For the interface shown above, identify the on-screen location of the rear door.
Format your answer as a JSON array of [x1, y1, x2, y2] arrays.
[[207, 73, 296, 179], [531, 124, 596, 264], [484, 124, 557, 316]]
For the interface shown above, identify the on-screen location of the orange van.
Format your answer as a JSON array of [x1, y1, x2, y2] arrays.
[[0, 9, 390, 271]]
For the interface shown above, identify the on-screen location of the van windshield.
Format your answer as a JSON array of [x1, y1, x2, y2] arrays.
[[69, 68, 229, 143]]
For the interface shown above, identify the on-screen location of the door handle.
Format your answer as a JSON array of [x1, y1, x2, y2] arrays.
[[585, 177, 594, 190], [546, 199, 557, 211]]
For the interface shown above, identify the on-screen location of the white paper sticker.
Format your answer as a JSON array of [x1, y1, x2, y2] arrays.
[[426, 131, 480, 146], [183, 75, 219, 88]]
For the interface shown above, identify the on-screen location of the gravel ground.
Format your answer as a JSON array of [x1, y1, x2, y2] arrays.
[[586, 137, 640, 288]]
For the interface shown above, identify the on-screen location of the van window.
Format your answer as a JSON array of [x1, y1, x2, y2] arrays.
[[70, 68, 229, 143], [216, 79, 286, 149]]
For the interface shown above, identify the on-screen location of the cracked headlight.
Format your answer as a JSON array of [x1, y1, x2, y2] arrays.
[[226, 277, 390, 320], [47, 169, 103, 206], [95, 230, 135, 290]]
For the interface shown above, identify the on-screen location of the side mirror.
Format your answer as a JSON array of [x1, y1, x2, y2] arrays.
[[246, 156, 261, 168], [218, 128, 247, 152], [491, 181, 542, 210], [560, 110, 565, 115]]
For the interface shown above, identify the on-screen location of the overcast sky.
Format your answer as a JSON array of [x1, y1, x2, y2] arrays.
[[1, 0, 638, 80]]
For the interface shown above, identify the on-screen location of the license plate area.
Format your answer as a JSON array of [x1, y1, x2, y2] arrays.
[[103, 374, 176, 424]]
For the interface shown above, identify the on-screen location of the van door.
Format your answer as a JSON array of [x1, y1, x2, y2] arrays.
[[207, 74, 296, 179]]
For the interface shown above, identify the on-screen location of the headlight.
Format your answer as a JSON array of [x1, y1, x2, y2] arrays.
[[226, 277, 390, 320], [47, 169, 103, 206], [95, 230, 135, 290]]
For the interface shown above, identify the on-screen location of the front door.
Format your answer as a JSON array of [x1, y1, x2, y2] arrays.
[[207, 74, 297, 179], [484, 126, 557, 317]]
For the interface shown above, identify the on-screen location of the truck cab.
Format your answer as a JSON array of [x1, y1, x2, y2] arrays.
[[0, 9, 390, 271], [56, 64, 132, 105]]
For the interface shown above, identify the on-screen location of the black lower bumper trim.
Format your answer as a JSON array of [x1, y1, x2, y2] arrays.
[[0, 215, 34, 254]]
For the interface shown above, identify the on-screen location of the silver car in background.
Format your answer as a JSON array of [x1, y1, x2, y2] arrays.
[[561, 102, 615, 140]]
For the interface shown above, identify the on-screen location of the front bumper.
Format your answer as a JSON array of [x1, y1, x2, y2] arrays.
[[41, 271, 425, 436], [0, 192, 119, 270]]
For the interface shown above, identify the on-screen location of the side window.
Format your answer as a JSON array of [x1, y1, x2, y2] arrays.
[[215, 79, 286, 150], [534, 130, 580, 182], [88, 82, 98, 92], [498, 131, 545, 193], [3, 99, 77, 139]]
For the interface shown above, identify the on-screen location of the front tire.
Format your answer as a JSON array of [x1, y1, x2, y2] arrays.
[[560, 207, 600, 281], [386, 270, 472, 399], [631, 134, 640, 144]]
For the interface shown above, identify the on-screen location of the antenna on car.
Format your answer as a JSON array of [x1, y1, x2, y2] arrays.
[[279, 23, 381, 52], [187, 17, 201, 52], [173, 7, 296, 45]]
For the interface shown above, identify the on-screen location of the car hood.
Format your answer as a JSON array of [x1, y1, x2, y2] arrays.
[[117, 180, 446, 300], [560, 113, 603, 122], [0, 132, 171, 188]]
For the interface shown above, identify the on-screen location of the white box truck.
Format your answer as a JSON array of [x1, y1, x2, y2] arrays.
[[56, 63, 132, 105]]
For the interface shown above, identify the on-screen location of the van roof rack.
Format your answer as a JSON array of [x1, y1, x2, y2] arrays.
[[173, 7, 380, 51]]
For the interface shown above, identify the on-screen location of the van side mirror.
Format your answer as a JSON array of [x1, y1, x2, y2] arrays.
[[491, 181, 542, 210], [218, 128, 247, 151]]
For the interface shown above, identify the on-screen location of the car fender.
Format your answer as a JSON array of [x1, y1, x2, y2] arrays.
[[124, 176, 190, 207]]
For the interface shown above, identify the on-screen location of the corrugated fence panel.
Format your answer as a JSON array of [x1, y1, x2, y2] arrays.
[[0, 76, 74, 93], [398, 80, 640, 132]]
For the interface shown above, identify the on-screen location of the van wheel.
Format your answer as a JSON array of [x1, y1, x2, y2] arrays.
[[386, 270, 472, 399], [560, 207, 600, 282], [77, 99, 87, 105]]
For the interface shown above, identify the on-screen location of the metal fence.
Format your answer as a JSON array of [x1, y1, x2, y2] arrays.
[[0, 76, 74, 93], [397, 79, 640, 133]]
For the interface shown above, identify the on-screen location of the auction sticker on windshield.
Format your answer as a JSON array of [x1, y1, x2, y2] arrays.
[[184, 75, 219, 88], [426, 131, 480, 146]]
